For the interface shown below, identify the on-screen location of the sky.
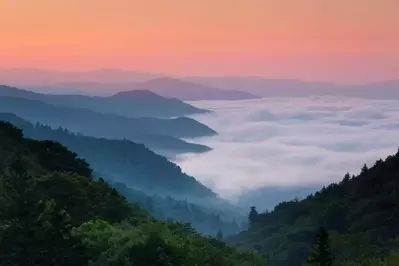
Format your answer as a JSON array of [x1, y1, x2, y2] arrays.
[[1, 0, 398, 82], [176, 97, 399, 198]]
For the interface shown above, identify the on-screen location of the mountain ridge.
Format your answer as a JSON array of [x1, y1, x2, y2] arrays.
[[0, 96, 215, 155], [0, 84, 208, 118], [0, 112, 215, 199]]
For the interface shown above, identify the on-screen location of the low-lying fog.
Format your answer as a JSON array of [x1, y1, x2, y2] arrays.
[[175, 96, 399, 200]]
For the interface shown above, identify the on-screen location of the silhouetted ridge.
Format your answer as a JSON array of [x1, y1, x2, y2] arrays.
[[0, 84, 208, 118], [112, 89, 171, 100], [133, 77, 260, 101], [0, 95, 215, 155]]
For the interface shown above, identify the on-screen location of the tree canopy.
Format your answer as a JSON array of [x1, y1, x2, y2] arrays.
[[0, 121, 267, 266]]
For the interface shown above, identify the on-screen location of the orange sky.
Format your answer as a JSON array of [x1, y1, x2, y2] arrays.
[[1, 0, 398, 82]]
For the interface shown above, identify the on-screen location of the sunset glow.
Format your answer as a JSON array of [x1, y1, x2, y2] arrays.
[[1, 0, 398, 82]]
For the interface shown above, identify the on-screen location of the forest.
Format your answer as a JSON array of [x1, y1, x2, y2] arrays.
[[0, 121, 266, 265], [0, 113, 244, 237], [1, 119, 399, 265], [230, 148, 399, 265]]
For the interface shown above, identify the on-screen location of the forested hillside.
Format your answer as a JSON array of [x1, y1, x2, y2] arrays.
[[0, 121, 267, 265], [0, 113, 214, 198], [0, 97, 214, 155], [0, 113, 244, 236], [230, 150, 399, 266], [114, 182, 243, 237]]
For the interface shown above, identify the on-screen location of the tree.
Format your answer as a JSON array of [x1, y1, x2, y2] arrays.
[[361, 164, 369, 174], [342, 172, 351, 183], [306, 227, 334, 266], [216, 229, 223, 240], [248, 206, 259, 227]]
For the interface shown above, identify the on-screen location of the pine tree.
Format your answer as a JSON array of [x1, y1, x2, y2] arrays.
[[342, 172, 351, 183], [306, 227, 334, 266], [248, 206, 259, 227], [216, 229, 223, 240], [361, 163, 369, 174]]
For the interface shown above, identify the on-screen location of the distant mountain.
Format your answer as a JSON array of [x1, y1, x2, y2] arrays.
[[0, 85, 208, 118], [189, 77, 399, 99], [26, 78, 260, 100], [340, 79, 399, 99], [132, 78, 260, 100], [4, 68, 398, 100], [0, 68, 161, 86], [188, 77, 339, 97], [0, 96, 215, 155]]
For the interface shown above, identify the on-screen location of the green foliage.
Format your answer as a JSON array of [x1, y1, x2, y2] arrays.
[[341, 250, 399, 266], [232, 149, 399, 266], [117, 183, 243, 237], [0, 121, 267, 266], [74, 220, 268, 266], [306, 227, 334, 266], [1, 115, 244, 236]]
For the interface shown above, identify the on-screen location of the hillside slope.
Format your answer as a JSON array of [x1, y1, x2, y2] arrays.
[[0, 121, 267, 265], [132, 78, 260, 100], [0, 114, 245, 236], [0, 84, 207, 118], [230, 151, 399, 266], [0, 97, 215, 155], [0, 113, 215, 198]]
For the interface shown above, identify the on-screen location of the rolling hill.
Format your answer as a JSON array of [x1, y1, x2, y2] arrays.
[[0, 84, 208, 118], [131, 77, 260, 100], [25, 78, 260, 100], [0, 113, 245, 236], [0, 96, 215, 155], [0, 112, 214, 198], [0, 120, 266, 266], [190, 76, 399, 100]]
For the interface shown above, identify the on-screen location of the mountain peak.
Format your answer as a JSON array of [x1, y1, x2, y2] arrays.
[[112, 89, 162, 99]]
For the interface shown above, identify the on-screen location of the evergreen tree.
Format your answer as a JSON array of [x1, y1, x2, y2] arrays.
[[361, 163, 369, 174], [342, 172, 351, 183], [216, 229, 223, 240], [248, 206, 259, 227], [306, 227, 334, 266]]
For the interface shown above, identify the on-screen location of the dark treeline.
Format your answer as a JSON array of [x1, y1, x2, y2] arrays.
[[231, 149, 399, 265], [0, 113, 245, 237], [0, 121, 267, 265]]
